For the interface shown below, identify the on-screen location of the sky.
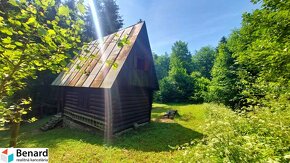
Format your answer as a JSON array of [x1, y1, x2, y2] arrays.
[[116, 0, 258, 55]]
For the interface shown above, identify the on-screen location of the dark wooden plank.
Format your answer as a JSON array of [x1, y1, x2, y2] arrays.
[[113, 114, 150, 125], [64, 107, 105, 121], [113, 108, 149, 115], [113, 109, 149, 118], [88, 106, 105, 111], [113, 98, 149, 105], [65, 103, 79, 109], [65, 98, 78, 102], [113, 115, 149, 129], [112, 101, 149, 109], [104, 89, 113, 139], [65, 94, 78, 98]]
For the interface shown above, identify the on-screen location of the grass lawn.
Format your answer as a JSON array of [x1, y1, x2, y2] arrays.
[[0, 103, 212, 162]]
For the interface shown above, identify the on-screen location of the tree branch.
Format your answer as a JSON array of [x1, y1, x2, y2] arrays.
[[0, 53, 25, 98], [0, 53, 15, 66]]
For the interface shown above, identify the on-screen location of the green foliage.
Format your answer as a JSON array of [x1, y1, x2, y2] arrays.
[[0, 0, 84, 125], [153, 53, 170, 80], [206, 0, 290, 109], [190, 71, 210, 103], [155, 41, 195, 102], [83, 0, 123, 41], [58, 5, 70, 17], [152, 1, 290, 162], [154, 42, 216, 103], [177, 105, 290, 162], [101, 0, 123, 34], [117, 36, 130, 48], [154, 0, 290, 110], [208, 37, 241, 108], [157, 68, 194, 103], [170, 41, 192, 74], [173, 0, 290, 162], [230, 0, 290, 108], [192, 46, 216, 79]]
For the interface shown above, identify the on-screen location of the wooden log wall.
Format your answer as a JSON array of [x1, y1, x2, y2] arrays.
[[63, 88, 106, 130], [62, 86, 153, 134], [111, 87, 152, 134]]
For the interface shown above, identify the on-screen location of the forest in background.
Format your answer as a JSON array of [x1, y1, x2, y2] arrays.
[[153, 0, 290, 161], [0, 0, 289, 162], [153, 0, 289, 110]]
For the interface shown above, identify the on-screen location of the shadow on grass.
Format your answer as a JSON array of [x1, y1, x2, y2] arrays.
[[113, 122, 203, 152], [1, 119, 203, 152], [1, 102, 203, 151]]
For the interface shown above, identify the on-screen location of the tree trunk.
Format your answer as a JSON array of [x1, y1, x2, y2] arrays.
[[9, 109, 21, 147], [9, 121, 20, 147]]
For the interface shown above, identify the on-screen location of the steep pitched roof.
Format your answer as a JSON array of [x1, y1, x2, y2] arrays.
[[52, 22, 157, 89]]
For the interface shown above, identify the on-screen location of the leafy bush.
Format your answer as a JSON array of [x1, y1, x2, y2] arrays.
[[176, 105, 290, 162], [226, 0, 290, 108], [154, 77, 177, 103], [190, 71, 210, 103], [155, 68, 194, 103]]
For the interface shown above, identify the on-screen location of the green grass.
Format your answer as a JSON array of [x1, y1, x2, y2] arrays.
[[0, 103, 212, 162]]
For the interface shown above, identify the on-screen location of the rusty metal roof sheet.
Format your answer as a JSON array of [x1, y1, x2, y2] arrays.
[[52, 22, 144, 88]]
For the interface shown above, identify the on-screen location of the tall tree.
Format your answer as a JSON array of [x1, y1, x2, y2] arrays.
[[231, 0, 290, 107], [0, 0, 85, 147], [156, 41, 194, 102], [83, 0, 123, 41], [208, 37, 240, 108], [12, 0, 85, 118], [101, 0, 123, 35], [192, 46, 216, 79], [170, 41, 192, 74]]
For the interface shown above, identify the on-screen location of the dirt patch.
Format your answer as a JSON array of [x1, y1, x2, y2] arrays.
[[152, 116, 175, 123]]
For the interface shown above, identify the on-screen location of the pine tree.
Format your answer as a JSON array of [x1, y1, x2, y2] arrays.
[[208, 37, 240, 108], [83, 0, 123, 41], [101, 0, 123, 35]]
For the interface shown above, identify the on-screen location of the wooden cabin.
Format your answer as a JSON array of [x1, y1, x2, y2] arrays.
[[52, 22, 158, 138]]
